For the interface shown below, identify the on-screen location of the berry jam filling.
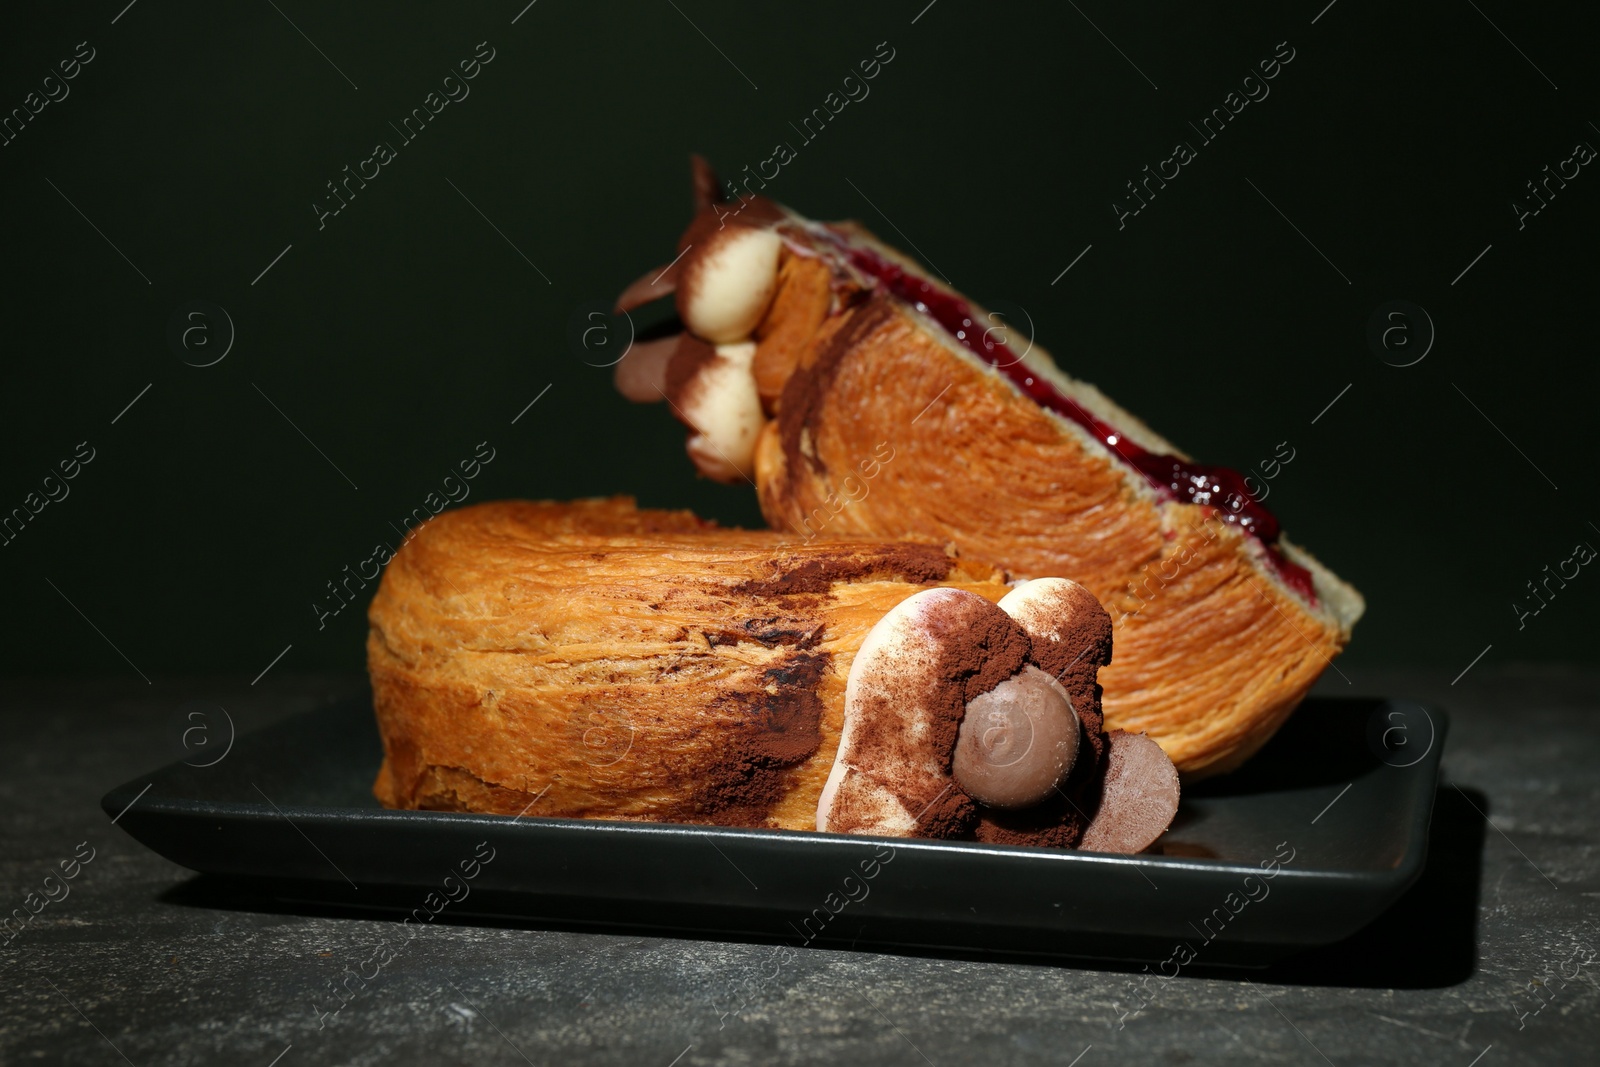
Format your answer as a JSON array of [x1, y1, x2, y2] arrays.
[[828, 234, 1317, 604]]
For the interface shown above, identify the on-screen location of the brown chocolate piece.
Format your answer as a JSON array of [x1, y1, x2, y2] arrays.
[[1077, 730, 1181, 854], [953, 666, 1079, 809], [613, 332, 683, 402], [973, 579, 1116, 848], [614, 264, 679, 314]]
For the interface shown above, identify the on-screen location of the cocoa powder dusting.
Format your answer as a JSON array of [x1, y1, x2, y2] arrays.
[[1022, 584, 1114, 768], [975, 791, 1088, 849], [965, 587, 1118, 849], [692, 651, 830, 824], [676, 196, 787, 254], [845, 593, 1030, 788], [919, 595, 1032, 773], [914, 785, 977, 839], [663, 334, 718, 410], [733, 544, 952, 598], [940, 601, 1030, 710], [838, 592, 1032, 844], [1075, 698, 1108, 767], [776, 295, 897, 477]]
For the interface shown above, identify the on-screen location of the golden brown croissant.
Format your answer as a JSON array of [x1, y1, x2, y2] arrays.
[[367, 498, 1178, 851], [612, 159, 1364, 778]]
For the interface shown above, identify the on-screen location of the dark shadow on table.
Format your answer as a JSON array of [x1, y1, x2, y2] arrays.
[[1184, 696, 1397, 798], [1251, 783, 1485, 988]]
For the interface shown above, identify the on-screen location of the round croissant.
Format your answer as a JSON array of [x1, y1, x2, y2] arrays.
[[367, 498, 1176, 850]]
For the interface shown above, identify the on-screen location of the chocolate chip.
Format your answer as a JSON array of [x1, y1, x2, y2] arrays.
[[1077, 730, 1180, 854], [953, 666, 1079, 810]]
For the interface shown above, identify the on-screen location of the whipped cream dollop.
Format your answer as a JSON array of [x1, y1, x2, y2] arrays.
[[675, 340, 763, 483], [611, 216, 784, 482], [818, 587, 1032, 837], [677, 225, 782, 344]]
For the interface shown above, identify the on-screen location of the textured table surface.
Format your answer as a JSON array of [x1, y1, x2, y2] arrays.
[[1, 666, 1596, 1067]]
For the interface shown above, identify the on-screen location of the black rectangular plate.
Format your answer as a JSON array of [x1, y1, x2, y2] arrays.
[[104, 692, 1444, 965]]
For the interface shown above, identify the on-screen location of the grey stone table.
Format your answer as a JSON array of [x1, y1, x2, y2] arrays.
[[1, 666, 1596, 1066]]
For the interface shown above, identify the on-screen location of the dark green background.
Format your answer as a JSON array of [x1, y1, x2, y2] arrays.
[[1, 1, 1594, 681]]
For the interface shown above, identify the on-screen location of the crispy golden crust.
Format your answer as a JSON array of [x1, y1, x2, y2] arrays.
[[366, 498, 1012, 829], [753, 252, 832, 410], [753, 295, 1350, 778]]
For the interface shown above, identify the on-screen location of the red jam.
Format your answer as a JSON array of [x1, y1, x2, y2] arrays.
[[833, 237, 1318, 604]]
